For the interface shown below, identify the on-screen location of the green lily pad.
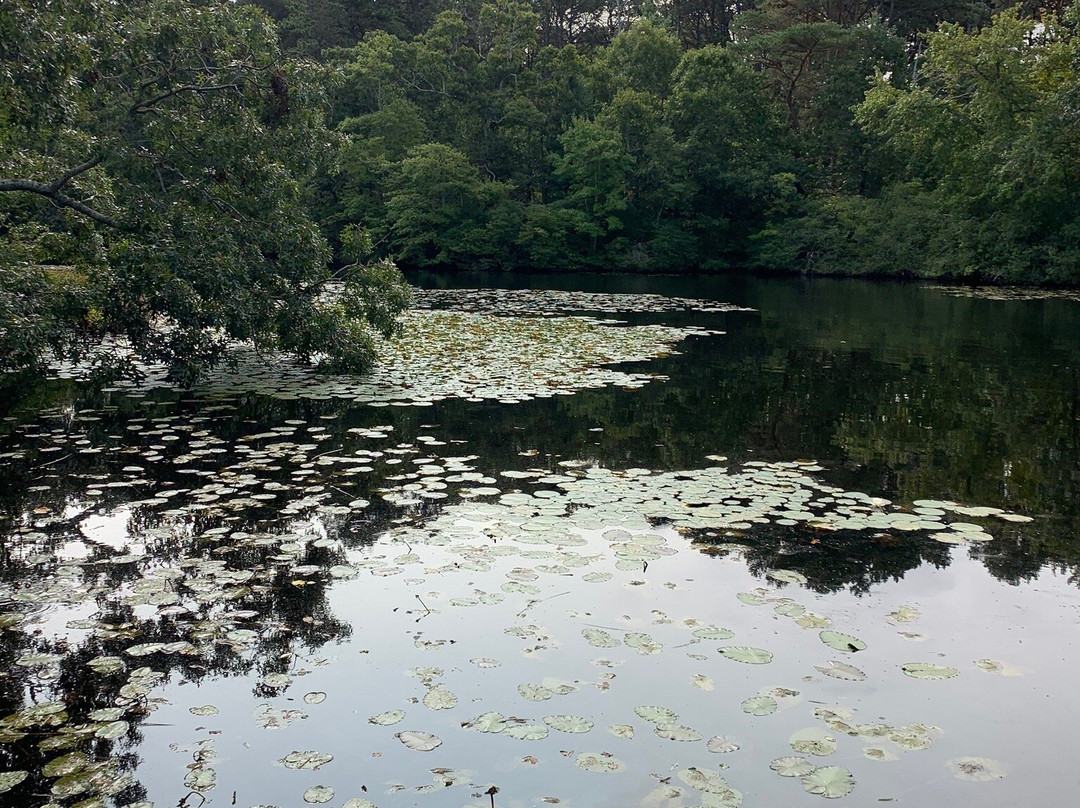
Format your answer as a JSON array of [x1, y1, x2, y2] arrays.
[[655, 723, 702, 742], [189, 705, 219, 717], [0, 771, 28, 793], [504, 724, 548, 740], [770, 756, 815, 777], [634, 705, 678, 724], [719, 646, 773, 664], [395, 730, 442, 751], [464, 712, 507, 733], [947, 756, 1006, 781], [518, 683, 553, 701], [819, 631, 866, 653], [368, 710, 405, 726], [815, 660, 867, 682], [544, 714, 593, 733], [575, 752, 626, 773], [789, 727, 838, 756], [901, 662, 959, 680], [279, 751, 333, 770], [422, 687, 457, 711], [304, 785, 334, 804], [741, 696, 778, 716], [304, 692, 327, 704], [706, 736, 739, 753], [582, 628, 620, 648], [692, 626, 734, 641], [801, 766, 855, 798]]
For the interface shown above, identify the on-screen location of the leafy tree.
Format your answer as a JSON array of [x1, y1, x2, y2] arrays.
[[0, 0, 411, 383]]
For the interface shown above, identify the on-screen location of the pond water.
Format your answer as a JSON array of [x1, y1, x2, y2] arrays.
[[1, 273, 1079, 808]]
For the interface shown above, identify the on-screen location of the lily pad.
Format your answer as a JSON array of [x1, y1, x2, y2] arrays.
[[279, 751, 333, 770], [0, 771, 28, 793], [706, 736, 740, 753], [544, 714, 593, 733], [815, 660, 867, 682], [422, 687, 457, 711], [801, 766, 855, 798], [464, 712, 507, 733], [692, 626, 734, 641], [655, 723, 703, 742], [518, 683, 554, 701], [947, 756, 1006, 781], [719, 646, 773, 664], [789, 727, 838, 756], [504, 724, 549, 740], [770, 756, 815, 777], [575, 752, 626, 773], [608, 724, 635, 739], [304, 785, 334, 804], [819, 631, 866, 653], [741, 695, 778, 716], [901, 662, 959, 680], [369, 710, 405, 726], [634, 705, 678, 724], [395, 730, 442, 751]]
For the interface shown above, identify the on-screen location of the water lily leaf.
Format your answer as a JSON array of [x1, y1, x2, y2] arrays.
[[947, 757, 1006, 781], [815, 660, 867, 682], [770, 756, 815, 777], [863, 747, 898, 761], [575, 752, 626, 773], [655, 723, 702, 742], [740, 696, 777, 716], [736, 592, 766, 606], [767, 570, 807, 585], [888, 605, 919, 623], [634, 705, 678, 724], [504, 724, 548, 740], [706, 736, 739, 753], [691, 674, 714, 691], [718, 646, 773, 664], [677, 767, 738, 798], [304, 692, 327, 704], [819, 631, 866, 653], [341, 800, 377, 808], [544, 714, 593, 733], [0, 771, 28, 793], [608, 724, 635, 739], [801, 766, 855, 798], [368, 710, 405, 726], [795, 613, 831, 629], [901, 663, 959, 680], [464, 712, 507, 733], [262, 673, 292, 689], [189, 705, 219, 716], [422, 687, 457, 711], [692, 626, 734, 641], [304, 785, 334, 804], [789, 728, 838, 756], [279, 751, 333, 770], [471, 657, 501, 668], [395, 731, 442, 751], [94, 721, 128, 739], [42, 752, 88, 778], [582, 628, 620, 648], [518, 683, 553, 701], [774, 603, 806, 617], [625, 632, 663, 655]]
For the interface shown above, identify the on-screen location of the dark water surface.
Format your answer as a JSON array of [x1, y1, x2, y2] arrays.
[[1, 274, 1078, 808]]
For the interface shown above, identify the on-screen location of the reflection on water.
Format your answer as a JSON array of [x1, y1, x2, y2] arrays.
[[1, 275, 1079, 808]]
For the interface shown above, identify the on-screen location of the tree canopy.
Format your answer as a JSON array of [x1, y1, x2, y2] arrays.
[[1, 0, 410, 383]]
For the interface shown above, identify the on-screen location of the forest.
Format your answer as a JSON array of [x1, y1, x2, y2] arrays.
[[2, 0, 1079, 380]]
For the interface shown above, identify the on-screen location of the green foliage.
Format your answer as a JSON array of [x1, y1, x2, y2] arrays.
[[0, 0, 411, 383]]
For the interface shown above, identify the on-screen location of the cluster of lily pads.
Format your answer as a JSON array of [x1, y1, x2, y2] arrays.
[[412, 288, 755, 316]]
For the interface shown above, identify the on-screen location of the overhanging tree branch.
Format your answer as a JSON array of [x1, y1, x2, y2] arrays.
[[0, 175, 118, 228]]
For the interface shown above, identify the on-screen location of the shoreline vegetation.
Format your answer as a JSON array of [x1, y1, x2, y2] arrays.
[[3, 0, 1079, 386]]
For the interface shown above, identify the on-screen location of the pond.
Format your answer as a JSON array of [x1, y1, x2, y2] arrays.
[[1, 273, 1078, 808]]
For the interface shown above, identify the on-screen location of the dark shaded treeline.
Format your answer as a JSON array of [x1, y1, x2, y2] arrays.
[[252, 0, 1080, 283]]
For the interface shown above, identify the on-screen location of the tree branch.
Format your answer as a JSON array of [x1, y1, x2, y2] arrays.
[[0, 177, 118, 227], [131, 81, 243, 114]]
